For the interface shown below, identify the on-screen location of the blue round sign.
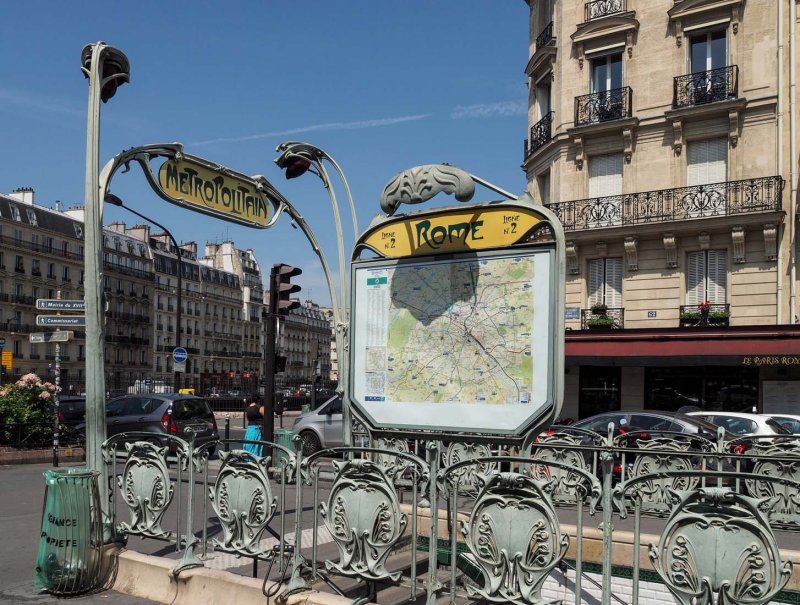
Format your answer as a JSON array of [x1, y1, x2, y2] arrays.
[[172, 347, 188, 364]]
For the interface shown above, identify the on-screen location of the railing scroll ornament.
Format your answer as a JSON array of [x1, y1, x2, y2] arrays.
[[460, 472, 569, 605], [115, 441, 174, 539], [650, 488, 792, 605]]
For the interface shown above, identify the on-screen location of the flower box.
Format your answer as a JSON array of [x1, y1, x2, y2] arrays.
[[586, 317, 615, 329]]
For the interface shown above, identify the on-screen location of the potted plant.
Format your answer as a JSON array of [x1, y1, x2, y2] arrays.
[[590, 302, 608, 316], [680, 311, 701, 324], [708, 310, 730, 325], [586, 317, 615, 329]]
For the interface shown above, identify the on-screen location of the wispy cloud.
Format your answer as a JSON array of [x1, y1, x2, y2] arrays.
[[191, 114, 432, 147], [451, 100, 527, 120], [0, 88, 83, 118]]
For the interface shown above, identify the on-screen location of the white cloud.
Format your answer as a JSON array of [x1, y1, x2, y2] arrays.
[[0, 88, 82, 118], [191, 114, 432, 147], [451, 100, 527, 119]]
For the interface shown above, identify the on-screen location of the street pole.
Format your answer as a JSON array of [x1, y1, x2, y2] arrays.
[[81, 42, 129, 499], [104, 194, 181, 391], [262, 271, 278, 447], [52, 291, 61, 467]]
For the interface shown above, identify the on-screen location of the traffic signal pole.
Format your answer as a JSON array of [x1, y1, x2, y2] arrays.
[[263, 264, 302, 448]]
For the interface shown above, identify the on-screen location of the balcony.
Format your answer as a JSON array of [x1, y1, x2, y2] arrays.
[[535, 21, 555, 51], [673, 65, 738, 109], [11, 295, 36, 306], [584, 0, 626, 21], [546, 176, 784, 232], [581, 307, 624, 330], [525, 111, 555, 157], [575, 87, 632, 126], [679, 303, 730, 327]]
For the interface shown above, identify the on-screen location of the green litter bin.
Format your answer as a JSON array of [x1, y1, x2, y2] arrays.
[[34, 468, 103, 595], [274, 429, 295, 469]]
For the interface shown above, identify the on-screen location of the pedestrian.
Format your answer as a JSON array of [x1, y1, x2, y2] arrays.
[[243, 396, 264, 456]]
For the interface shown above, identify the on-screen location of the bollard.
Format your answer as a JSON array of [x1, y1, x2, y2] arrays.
[[224, 417, 230, 452]]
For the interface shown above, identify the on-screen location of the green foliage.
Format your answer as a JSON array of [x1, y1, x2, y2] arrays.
[[708, 311, 730, 324], [0, 373, 57, 443], [680, 311, 701, 323], [586, 317, 615, 329], [590, 302, 608, 315]]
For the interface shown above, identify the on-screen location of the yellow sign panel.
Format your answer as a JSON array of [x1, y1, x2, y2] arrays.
[[360, 206, 543, 257], [158, 158, 271, 227], [1, 351, 12, 370]]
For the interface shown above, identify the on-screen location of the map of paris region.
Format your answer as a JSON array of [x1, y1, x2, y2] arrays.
[[363, 255, 535, 405]]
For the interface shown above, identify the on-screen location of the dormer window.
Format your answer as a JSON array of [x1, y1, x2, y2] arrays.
[[10, 206, 20, 222]]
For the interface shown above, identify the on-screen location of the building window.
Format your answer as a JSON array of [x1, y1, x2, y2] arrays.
[[689, 29, 726, 74], [590, 52, 623, 93], [538, 171, 551, 206], [587, 257, 622, 309], [579, 366, 621, 419], [47, 263, 55, 279], [62, 266, 70, 281], [687, 138, 727, 186], [587, 153, 623, 227], [26, 208, 37, 226], [14, 255, 24, 272], [687, 249, 727, 305], [10, 206, 20, 222]]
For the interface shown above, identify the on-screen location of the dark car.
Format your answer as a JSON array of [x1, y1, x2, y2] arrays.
[[77, 394, 219, 454]]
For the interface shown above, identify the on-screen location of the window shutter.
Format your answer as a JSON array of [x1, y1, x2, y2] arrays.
[[605, 258, 623, 308], [706, 138, 727, 184], [706, 249, 727, 304], [587, 259, 604, 307], [686, 251, 705, 305], [688, 138, 727, 186], [589, 154, 623, 197]]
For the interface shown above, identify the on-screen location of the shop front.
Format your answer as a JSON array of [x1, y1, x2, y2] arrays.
[[562, 325, 800, 421]]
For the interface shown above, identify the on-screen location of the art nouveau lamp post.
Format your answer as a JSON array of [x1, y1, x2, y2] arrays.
[[274, 142, 359, 444], [81, 42, 129, 489]]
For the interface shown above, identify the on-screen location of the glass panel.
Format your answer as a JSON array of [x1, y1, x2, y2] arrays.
[[578, 366, 621, 419], [710, 29, 727, 70], [609, 53, 623, 89], [173, 398, 213, 420], [690, 34, 708, 73], [645, 367, 758, 412], [591, 58, 608, 92]]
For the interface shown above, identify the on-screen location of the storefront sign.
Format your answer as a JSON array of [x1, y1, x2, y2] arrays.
[[359, 207, 543, 257], [158, 157, 271, 227], [741, 356, 800, 366]]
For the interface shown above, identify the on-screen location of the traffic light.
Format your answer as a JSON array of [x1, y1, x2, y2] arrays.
[[272, 264, 302, 314]]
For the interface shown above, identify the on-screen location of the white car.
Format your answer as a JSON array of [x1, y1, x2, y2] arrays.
[[762, 414, 800, 434], [686, 411, 789, 437]]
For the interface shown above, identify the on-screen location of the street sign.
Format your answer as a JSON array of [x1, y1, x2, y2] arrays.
[[35, 299, 86, 311], [1, 351, 12, 370], [36, 315, 86, 327], [173, 361, 186, 373], [30, 331, 74, 344], [172, 347, 188, 364], [0, 337, 5, 348]]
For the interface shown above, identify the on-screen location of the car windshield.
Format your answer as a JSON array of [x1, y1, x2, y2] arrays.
[[173, 398, 214, 420], [765, 418, 791, 434]]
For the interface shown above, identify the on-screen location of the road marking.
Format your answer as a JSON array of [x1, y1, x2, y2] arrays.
[[203, 524, 334, 570]]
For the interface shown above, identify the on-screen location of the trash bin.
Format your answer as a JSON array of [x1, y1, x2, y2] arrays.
[[34, 468, 103, 595], [274, 429, 295, 469]]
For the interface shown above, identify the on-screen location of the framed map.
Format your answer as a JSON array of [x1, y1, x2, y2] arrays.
[[350, 246, 559, 436]]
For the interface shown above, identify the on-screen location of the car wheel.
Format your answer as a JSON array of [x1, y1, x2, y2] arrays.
[[299, 431, 321, 456]]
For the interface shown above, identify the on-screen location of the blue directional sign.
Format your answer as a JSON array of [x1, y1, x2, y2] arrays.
[[172, 347, 188, 364]]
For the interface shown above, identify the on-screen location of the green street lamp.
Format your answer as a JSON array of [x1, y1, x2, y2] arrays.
[[81, 42, 129, 498]]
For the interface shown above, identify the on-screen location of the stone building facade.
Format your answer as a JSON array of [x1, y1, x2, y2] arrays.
[[523, 0, 800, 418]]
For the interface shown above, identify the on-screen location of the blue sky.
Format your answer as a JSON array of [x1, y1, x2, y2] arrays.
[[0, 1, 530, 304]]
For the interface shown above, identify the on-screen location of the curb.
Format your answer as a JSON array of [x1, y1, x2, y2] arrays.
[[0, 447, 85, 466], [112, 550, 364, 605]]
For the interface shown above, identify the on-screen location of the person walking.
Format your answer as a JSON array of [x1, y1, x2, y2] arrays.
[[243, 396, 264, 456]]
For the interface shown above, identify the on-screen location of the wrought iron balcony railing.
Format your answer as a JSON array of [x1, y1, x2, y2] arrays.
[[673, 65, 739, 109], [535, 21, 555, 51], [679, 303, 730, 327], [581, 307, 624, 329], [575, 86, 632, 126], [526, 111, 555, 157], [546, 175, 783, 231], [585, 0, 626, 21]]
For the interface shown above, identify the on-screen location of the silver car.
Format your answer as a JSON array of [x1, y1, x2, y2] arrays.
[[292, 396, 343, 455], [687, 411, 789, 437]]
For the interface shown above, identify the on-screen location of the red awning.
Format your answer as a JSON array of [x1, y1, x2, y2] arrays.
[[565, 325, 800, 366]]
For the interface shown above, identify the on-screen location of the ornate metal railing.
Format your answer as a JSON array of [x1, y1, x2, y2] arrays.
[[575, 86, 632, 126], [97, 425, 800, 605], [673, 65, 739, 109], [679, 303, 730, 327], [526, 111, 555, 157], [585, 0, 626, 21], [535, 21, 555, 51], [581, 306, 624, 329], [547, 175, 783, 231]]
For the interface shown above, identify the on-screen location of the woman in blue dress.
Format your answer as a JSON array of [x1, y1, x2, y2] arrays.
[[243, 397, 264, 456]]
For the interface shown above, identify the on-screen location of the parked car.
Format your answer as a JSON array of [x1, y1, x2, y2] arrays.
[[76, 394, 219, 454], [763, 413, 800, 434], [686, 411, 790, 438], [291, 396, 368, 455]]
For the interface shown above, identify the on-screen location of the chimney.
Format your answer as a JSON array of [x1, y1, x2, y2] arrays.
[[181, 241, 198, 257], [9, 187, 34, 205], [55, 200, 62, 212]]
